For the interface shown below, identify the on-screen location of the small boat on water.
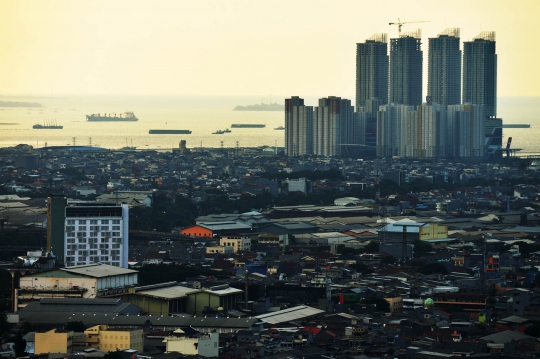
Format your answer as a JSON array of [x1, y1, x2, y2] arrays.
[[120, 138, 136, 151], [213, 130, 225, 134], [223, 128, 231, 133], [274, 126, 285, 130]]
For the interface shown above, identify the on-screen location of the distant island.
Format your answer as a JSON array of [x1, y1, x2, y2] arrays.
[[0, 101, 43, 107], [233, 103, 284, 111]]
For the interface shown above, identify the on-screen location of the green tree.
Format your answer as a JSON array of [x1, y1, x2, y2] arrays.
[[65, 321, 86, 332], [381, 255, 397, 264], [13, 331, 26, 357], [414, 240, 433, 258], [417, 263, 448, 275], [0, 313, 11, 338], [361, 297, 390, 312], [525, 322, 540, 337], [103, 350, 125, 359], [130, 194, 198, 231]]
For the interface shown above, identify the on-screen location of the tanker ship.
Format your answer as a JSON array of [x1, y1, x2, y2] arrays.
[[86, 111, 138, 122]]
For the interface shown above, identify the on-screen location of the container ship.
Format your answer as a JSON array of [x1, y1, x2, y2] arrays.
[[149, 129, 192, 134], [231, 124, 265, 128], [86, 111, 138, 122], [502, 124, 530, 128], [33, 120, 63, 129]]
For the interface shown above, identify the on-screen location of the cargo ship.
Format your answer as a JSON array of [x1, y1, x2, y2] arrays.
[[33, 120, 63, 129], [502, 124, 530, 128], [149, 129, 192, 134], [86, 111, 138, 122], [230, 124, 265, 128]]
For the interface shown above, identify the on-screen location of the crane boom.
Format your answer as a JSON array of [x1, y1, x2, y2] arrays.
[[389, 18, 430, 36]]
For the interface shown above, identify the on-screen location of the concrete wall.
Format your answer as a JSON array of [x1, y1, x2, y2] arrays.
[[121, 294, 173, 316], [165, 332, 218, 357], [85, 325, 143, 353], [35, 330, 73, 354], [419, 223, 448, 240]]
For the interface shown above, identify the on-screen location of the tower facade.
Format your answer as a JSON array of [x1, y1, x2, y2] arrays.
[[447, 104, 486, 158], [463, 31, 497, 117], [285, 96, 313, 156], [313, 97, 354, 156], [64, 203, 130, 268], [376, 104, 414, 157], [47, 195, 68, 263], [356, 33, 389, 109], [389, 30, 423, 107], [428, 28, 461, 105]]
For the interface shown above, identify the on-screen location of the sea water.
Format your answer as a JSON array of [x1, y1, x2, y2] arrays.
[[0, 95, 538, 154]]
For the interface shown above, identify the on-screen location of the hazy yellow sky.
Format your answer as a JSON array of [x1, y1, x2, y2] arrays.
[[1, 0, 539, 98]]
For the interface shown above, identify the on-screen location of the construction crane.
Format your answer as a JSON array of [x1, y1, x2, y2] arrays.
[[506, 137, 513, 158], [389, 18, 430, 36]]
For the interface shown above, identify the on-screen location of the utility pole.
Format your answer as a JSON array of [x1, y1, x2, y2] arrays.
[[244, 269, 249, 311]]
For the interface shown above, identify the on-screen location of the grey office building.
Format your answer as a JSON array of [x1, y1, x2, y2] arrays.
[[356, 33, 389, 109], [428, 28, 461, 105], [389, 30, 423, 106], [463, 31, 497, 117]]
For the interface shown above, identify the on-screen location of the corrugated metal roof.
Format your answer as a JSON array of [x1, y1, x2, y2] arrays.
[[378, 222, 426, 233], [20, 299, 140, 316], [274, 222, 317, 230], [137, 285, 199, 299], [199, 222, 252, 231], [204, 287, 243, 296], [19, 312, 258, 329], [255, 305, 324, 324], [61, 263, 137, 278]]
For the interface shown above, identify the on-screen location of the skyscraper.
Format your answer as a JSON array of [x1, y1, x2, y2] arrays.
[[428, 28, 461, 105], [356, 33, 389, 109], [313, 96, 354, 156], [285, 96, 313, 156], [463, 31, 497, 117], [389, 30, 423, 106]]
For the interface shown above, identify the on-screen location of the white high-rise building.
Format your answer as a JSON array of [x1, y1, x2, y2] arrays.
[[401, 109, 419, 157], [64, 204, 129, 268], [419, 104, 447, 158], [313, 97, 354, 156], [377, 104, 413, 157], [285, 96, 313, 156], [447, 104, 486, 158]]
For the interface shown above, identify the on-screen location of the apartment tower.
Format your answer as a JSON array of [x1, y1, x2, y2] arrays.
[[389, 30, 423, 107], [285, 96, 314, 156], [356, 33, 389, 109], [313, 97, 355, 156], [428, 28, 461, 105], [463, 31, 497, 117]]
